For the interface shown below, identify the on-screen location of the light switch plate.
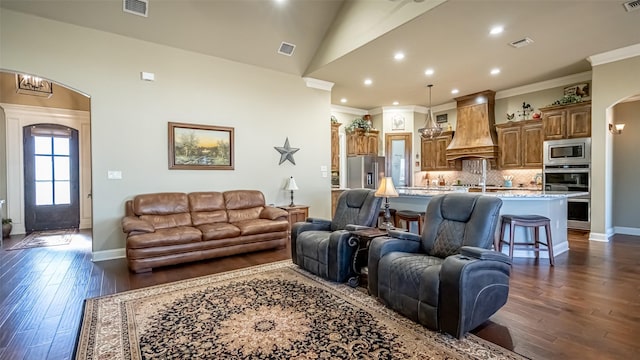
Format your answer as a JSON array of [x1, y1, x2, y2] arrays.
[[320, 165, 328, 172], [107, 170, 122, 180]]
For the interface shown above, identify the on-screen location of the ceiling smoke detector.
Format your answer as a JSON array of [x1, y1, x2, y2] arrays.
[[509, 37, 534, 48], [123, 0, 148, 17], [278, 42, 296, 56], [623, 0, 640, 12]]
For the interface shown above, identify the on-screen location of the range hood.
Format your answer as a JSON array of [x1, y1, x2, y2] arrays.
[[446, 90, 499, 161]]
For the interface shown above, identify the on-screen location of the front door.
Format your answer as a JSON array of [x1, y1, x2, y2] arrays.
[[23, 124, 80, 232]]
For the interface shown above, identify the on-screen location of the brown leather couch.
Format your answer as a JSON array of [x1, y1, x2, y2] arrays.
[[122, 190, 289, 273]]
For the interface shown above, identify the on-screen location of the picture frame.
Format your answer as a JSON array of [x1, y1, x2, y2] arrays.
[[563, 83, 590, 100], [168, 122, 234, 170], [436, 114, 448, 123], [391, 114, 405, 130]]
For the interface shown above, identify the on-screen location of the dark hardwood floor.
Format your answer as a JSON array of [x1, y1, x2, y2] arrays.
[[0, 230, 638, 359]]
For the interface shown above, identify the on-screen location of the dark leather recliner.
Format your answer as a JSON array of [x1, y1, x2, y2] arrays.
[[291, 189, 382, 282], [368, 193, 510, 338]]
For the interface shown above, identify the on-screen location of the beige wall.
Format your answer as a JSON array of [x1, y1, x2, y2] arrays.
[[591, 55, 640, 238], [0, 72, 90, 111], [612, 100, 640, 229], [1, 10, 332, 254]]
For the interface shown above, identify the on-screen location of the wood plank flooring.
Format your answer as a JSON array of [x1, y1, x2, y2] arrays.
[[0, 230, 638, 359]]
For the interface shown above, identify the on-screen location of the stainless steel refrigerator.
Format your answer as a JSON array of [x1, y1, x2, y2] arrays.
[[347, 156, 385, 190]]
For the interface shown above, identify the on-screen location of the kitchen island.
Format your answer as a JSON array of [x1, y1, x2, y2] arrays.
[[388, 188, 589, 260]]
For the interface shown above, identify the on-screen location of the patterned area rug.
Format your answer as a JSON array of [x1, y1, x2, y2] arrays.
[[7, 228, 77, 250], [75, 261, 526, 360]]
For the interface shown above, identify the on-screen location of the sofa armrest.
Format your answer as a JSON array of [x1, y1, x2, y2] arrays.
[[459, 246, 512, 264], [439, 252, 511, 338], [260, 206, 289, 221], [367, 236, 422, 296], [122, 216, 155, 234]]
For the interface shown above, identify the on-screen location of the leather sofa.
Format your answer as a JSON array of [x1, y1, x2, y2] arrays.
[[122, 190, 289, 273]]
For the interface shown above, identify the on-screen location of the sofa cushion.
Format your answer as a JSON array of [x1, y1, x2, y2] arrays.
[[189, 192, 228, 225], [234, 218, 289, 236], [224, 190, 266, 223], [133, 192, 189, 215], [127, 226, 202, 249], [197, 223, 242, 241], [140, 213, 192, 230]]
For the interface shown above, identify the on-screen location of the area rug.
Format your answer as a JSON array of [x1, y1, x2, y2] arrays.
[[75, 261, 525, 360], [7, 228, 77, 250]]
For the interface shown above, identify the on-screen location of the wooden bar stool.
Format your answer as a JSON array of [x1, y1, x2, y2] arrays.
[[395, 210, 424, 234], [378, 208, 396, 228], [495, 214, 554, 266]]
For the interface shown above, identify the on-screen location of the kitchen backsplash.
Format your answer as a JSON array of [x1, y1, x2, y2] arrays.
[[414, 162, 542, 188]]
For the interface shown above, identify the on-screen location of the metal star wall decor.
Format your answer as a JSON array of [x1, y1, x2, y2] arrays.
[[274, 137, 300, 165]]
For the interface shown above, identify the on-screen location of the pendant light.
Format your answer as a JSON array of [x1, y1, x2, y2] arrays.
[[418, 84, 442, 140]]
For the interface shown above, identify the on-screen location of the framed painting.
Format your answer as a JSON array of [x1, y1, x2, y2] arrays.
[[168, 122, 234, 170]]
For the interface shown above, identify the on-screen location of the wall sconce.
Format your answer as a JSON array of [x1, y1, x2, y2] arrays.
[[609, 123, 625, 135], [16, 74, 53, 98]]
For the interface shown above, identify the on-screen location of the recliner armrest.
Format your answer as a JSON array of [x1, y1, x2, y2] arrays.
[[306, 217, 332, 227], [345, 224, 372, 232], [388, 229, 420, 242], [459, 246, 512, 265]]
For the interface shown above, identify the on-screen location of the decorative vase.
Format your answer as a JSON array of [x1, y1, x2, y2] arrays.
[[2, 223, 11, 238]]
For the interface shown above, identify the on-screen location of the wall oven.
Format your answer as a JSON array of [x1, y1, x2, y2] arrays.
[[543, 163, 591, 230]]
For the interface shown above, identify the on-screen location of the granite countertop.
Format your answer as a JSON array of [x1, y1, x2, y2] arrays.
[[396, 187, 589, 199]]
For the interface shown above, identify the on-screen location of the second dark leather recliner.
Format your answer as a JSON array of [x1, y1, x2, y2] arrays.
[[291, 189, 382, 282], [368, 193, 511, 338]]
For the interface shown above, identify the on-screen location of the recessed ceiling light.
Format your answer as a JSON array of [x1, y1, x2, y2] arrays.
[[424, 68, 434, 76], [490, 26, 504, 35], [393, 101, 399, 105], [451, 89, 459, 94], [490, 68, 501, 75], [394, 52, 405, 61], [340, 98, 347, 103], [364, 78, 373, 86]]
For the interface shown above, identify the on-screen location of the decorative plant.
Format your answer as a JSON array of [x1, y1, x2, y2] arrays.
[[2, 218, 11, 225], [330, 115, 338, 124], [346, 117, 372, 133], [551, 94, 582, 106]]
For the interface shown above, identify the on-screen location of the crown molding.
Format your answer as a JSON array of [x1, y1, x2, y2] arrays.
[[302, 77, 334, 91], [495, 71, 592, 100], [587, 43, 640, 66], [330, 104, 368, 116]]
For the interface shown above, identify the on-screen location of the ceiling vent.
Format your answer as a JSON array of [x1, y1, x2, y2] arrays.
[[623, 0, 640, 12], [278, 42, 296, 56], [509, 37, 534, 48], [123, 0, 148, 17]]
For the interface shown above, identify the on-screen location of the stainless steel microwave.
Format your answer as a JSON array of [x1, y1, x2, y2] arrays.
[[543, 138, 591, 165]]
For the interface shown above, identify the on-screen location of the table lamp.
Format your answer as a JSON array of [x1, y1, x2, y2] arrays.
[[285, 176, 299, 207], [375, 177, 399, 230]]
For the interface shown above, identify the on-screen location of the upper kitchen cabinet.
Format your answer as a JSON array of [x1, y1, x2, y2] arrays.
[[540, 101, 591, 140], [495, 119, 543, 169], [331, 122, 341, 171], [347, 129, 379, 156], [421, 131, 461, 171]]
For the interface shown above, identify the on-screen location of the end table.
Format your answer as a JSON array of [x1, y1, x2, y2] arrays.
[[347, 227, 389, 288]]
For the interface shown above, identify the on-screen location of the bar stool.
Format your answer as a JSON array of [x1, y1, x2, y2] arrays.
[[495, 214, 554, 266], [378, 208, 396, 228], [395, 210, 424, 234]]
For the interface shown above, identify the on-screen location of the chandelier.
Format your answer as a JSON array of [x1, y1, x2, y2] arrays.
[[418, 84, 442, 140], [16, 74, 53, 98]]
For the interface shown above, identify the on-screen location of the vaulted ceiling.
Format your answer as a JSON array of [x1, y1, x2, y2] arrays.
[[2, 0, 639, 109]]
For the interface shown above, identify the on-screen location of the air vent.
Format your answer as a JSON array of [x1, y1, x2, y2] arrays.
[[509, 37, 534, 48], [123, 0, 148, 17], [278, 42, 296, 56], [623, 0, 640, 12]]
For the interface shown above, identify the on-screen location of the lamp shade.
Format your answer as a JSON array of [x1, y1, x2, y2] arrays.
[[285, 176, 299, 191], [375, 177, 399, 198]]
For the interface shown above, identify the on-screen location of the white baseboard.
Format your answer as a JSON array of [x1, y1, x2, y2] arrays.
[[589, 231, 612, 242], [613, 226, 640, 236], [92, 248, 125, 262]]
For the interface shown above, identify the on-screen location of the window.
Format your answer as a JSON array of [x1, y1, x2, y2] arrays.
[[34, 135, 71, 205]]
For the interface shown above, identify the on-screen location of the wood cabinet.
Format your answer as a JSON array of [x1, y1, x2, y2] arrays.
[[331, 122, 341, 171], [331, 189, 344, 217], [540, 101, 591, 140], [347, 129, 379, 156], [495, 119, 543, 169], [420, 131, 461, 171], [279, 205, 309, 240]]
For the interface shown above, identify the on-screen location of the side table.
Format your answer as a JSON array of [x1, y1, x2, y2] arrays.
[[347, 227, 389, 288], [278, 205, 309, 240]]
